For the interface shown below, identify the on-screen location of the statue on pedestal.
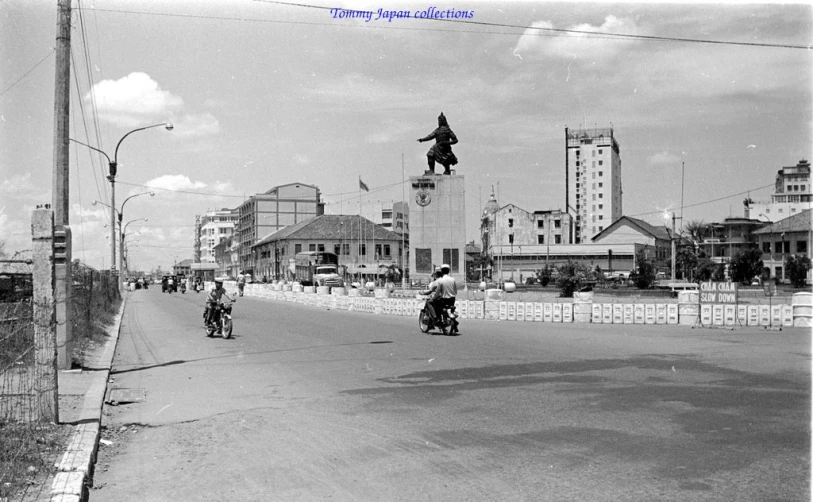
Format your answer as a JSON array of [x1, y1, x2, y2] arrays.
[[418, 112, 458, 175]]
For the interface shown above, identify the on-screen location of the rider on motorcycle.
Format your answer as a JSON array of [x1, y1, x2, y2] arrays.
[[204, 276, 235, 326], [420, 264, 457, 327]]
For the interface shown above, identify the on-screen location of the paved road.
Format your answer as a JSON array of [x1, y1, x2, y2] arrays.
[[92, 288, 811, 501]]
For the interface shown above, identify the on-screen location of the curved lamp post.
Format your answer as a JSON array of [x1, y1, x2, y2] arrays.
[[122, 218, 147, 277], [71, 122, 172, 278]]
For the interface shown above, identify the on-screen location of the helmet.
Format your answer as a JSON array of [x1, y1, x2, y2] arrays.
[[440, 264, 451, 273], [214, 276, 227, 284]]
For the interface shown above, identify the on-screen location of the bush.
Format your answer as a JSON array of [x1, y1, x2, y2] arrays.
[[634, 249, 657, 289], [786, 255, 812, 288], [555, 261, 592, 298], [536, 265, 553, 287], [729, 248, 763, 284]]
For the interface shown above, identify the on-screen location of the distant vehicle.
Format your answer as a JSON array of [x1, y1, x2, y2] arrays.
[[294, 252, 344, 288], [605, 271, 632, 281], [666, 282, 699, 298]]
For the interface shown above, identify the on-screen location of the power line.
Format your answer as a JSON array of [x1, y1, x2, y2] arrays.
[[628, 183, 773, 218], [253, 0, 810, 50], [77, 4, 809, 50], [0, 49, 55, 97]]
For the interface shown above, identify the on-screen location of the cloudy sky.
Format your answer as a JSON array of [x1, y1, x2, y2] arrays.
[[1, 0, 810, 271]]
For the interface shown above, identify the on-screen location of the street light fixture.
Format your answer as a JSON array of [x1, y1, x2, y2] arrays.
[[71, 122, 172, 279], [122, 218, 147, 278]]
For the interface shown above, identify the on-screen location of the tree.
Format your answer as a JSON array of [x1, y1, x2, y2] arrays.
[[683, 220, 707, 249], [728, 248, 763, 284], [786, 255, 812, 288], [536, 265, 553, 287], [696, 257, 724, 282], [555, 260, 592, 297], [676, 246, 699, 281], [634, 249, 656, 289]]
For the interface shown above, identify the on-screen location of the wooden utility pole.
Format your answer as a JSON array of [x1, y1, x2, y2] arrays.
[[53, 0, 73, 370], [53, 0, 71, 224]]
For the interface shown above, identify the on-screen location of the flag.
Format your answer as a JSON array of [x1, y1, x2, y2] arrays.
[[359, 178, 369, 192]]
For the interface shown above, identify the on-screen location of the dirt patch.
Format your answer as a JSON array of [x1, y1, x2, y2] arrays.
[[1, 422, 73, 502]]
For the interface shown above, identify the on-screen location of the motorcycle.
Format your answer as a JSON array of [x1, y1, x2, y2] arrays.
[[180, 282, 186, 294], [205, 301, 234, 339], [417, 294, 459, 335]]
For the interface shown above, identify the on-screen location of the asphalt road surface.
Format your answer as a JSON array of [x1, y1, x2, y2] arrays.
[[91, 288, 811, 501]]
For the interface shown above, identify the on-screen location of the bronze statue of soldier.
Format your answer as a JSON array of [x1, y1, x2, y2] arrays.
[[418, 112, 458, 175]]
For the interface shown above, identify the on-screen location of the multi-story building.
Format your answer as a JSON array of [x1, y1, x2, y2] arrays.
[[479, 190, 574, 281], [236, 182, 325, 275], [744, 159, 812, 222], [565, 127, 623, 243], [358, 201, 409, 236], [754, 209, 812, 284], [198, 208, 238, 264]]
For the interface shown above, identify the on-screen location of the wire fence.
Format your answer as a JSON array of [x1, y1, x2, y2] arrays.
[[0, 260, 119, 501]]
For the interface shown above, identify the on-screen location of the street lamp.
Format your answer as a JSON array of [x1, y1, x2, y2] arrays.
[[664, 211, 682, 281], [71, 122, 172, 279], [122, 218, 147, 277], [758, 213, 772, 278]]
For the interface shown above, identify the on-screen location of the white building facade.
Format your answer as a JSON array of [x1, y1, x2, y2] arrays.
[[745, 159, 812, 222], [565, 127, 623, 243], [199, 208, 238, 263]]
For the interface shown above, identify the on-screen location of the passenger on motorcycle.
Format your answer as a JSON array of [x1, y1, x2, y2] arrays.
[[204, 276, 235, 326], [420, 264, 457, 326]]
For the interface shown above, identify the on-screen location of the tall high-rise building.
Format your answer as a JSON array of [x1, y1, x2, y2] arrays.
[[744, 159, 811, 222], [198, 208, 239, 263], [565, 127, 623, 243]]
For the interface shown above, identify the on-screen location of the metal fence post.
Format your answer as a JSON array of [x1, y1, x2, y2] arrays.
[[32, 208, 59, 423]]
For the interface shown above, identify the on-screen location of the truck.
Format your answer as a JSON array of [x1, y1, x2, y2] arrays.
[[294, 252, 344, 288]]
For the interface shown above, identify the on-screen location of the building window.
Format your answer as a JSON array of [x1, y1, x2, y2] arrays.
[[318, 244, 325, 252], [295, 244, 302, 254], [359, 244, 366, 256], [416, 248, 432, 273], [599, 204, 603, 210], [598, 149, 603, 154], [599, 171, 603, 177], [554, 219, 561, 228], [508, 218, 514, 227], [384, 244, 391, 257], [538, 235, 544, 244], [334, 244, 341, 255], [309, 244, 316, 252], [797, 240, 807, 254], [555, 235, 562, 244], [599, 215, 603, 220], [599, 161, 603, 166], [342, 243, 350, 255], [763, 241, 771, 253], [576, 161, 580, 166], [442, 248, 460, 272], [537, 220, 544, 229], [382, 210, 393, 219], [508, 234, 514, 244], [599, 226, 603, 231], [598, 182, 603, 188], [375, 244, 382, 258], [599, 193, 603, 199]]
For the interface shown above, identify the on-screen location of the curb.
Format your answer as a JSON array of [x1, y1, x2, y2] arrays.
[[50, 296, 127, 502]]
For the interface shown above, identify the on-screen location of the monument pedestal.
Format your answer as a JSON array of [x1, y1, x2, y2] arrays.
[[408, 174, 466, 284]]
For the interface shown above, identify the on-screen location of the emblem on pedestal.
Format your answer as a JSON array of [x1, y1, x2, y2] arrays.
[[416, 189, 431, 207]]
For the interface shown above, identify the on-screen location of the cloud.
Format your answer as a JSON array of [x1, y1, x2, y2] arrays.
[[0, 172, 49, 201], [86, 72, 183, 127], [144, 174, 207, 192], [514, 16, 643, 62], [648, 151, 683, 167], [172, 113, 221, 138]]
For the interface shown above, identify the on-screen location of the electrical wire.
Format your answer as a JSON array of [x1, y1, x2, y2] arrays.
[[0, 49, 55, 97]]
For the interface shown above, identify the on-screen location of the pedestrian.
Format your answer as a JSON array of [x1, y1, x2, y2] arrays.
[[237, 271, 246, 297]]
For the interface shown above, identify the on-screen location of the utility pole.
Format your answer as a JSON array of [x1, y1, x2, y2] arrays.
[[52, 0, 73, 370]]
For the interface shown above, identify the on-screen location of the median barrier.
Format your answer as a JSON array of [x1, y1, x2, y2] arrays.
[[724, 305, 736, 326], [544, 303, 553, 322], [524, 303, 534, 322], [792, 292, 812, 327], [553, 303, 562, 323], [655, 304, 667, 324], [562, 303, 572, 323], [644, 304, 656, 324], [507, 302, 517, 321], [591, 303, 603, 323], [633, 304, 645, 324]]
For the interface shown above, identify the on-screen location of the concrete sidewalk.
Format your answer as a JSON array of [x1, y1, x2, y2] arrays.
[[48, 297, 126, 502]]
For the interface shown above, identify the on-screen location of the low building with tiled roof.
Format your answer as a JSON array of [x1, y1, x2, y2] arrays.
[[250, 214, 405, 281]]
